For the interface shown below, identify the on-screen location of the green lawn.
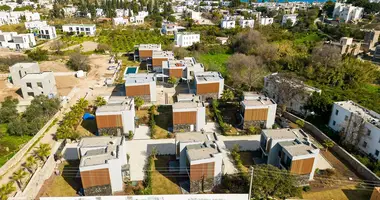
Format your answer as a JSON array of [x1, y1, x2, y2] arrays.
[[197, 53, 231, 75], [152, 156, 181, 194], [302, 185, 372, 200], [153, 106, 172, 139], [0, 133, 32, 167]]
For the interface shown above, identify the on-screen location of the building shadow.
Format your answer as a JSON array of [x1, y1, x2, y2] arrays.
[[80, 119, 97, 135], [15, 88, 23, 98], [155, 105, 173, 132], [146, 143, 176, 156], [111, 84, 125, 96], [342, 188, 372, 200], [223, 140, 260, 151], [61, 160, 82, 192]]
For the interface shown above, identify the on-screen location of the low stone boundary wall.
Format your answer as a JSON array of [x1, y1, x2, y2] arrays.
[[284, 112, 380, 182]]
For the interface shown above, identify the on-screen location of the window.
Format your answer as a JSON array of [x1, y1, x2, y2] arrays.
[[333, 121, 336, 126], [335, 109, 339, 115], [368, 129, 372, 136], [344, 115, 349, 121], [362, 141, 367, 148], [27, 92, 34, 97], [37, 82, 43, 88], [26, 82, 32, 88], [376, 150, 379, 157]]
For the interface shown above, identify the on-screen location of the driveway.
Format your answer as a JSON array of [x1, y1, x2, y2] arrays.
[[133, 125, 150, 140], [316, 153, 333, 170]]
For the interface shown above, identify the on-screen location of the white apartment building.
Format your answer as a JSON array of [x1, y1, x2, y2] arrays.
[[0, 31, 36, 50], [38, 26, 57, 39], [188, 9, 201, 21], [194, 71, 224, 99], [9, 62, 40, 86], [62, 24, 96, 36], [20, 71, 57, 99], [328, 101, 380, 159], [115, 9, 131, 17], [221, 19, 235, 29], [24, 12, 40, 21], [96, 97, 136, 136], [129, 15, 144, 24], [161, 23, 186, 35], [333, 3, 363, 23], [240, 92, 277, 129], [137, 11, 149, 18], [124, 73, 157, 102], [263, 73, 322, 116], [24, 20, 47, 30], [174, 32, 200, 47], [63, 5, 77, 16], [260, 17, 274, 25], [96, 8, 104, 17], [113, 17, 128, 26], [282, 14, 297, 26], [239, 19, 254, 28], [260, 129, 320, 181], [0, 12, 19, 25], [172, 94, 205, 132], [78, 136, 127, 196]]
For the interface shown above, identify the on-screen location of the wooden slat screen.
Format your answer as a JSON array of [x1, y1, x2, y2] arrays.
[[290, 157, 315, 175], [173, 111, 196, 125], [244, 108, 268, 121], [196, 83, 219, 94], [96, 115, 123, 128], [81, 168, 111, 189], [139, 50, 153, 58], [169, 69, 183, 78], [152, 58, 168, 67], [190, 162, 215, 181], [126, 84, 150, 96]]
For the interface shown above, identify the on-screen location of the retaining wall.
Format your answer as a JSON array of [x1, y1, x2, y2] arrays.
[[284, 112, 380, 182]]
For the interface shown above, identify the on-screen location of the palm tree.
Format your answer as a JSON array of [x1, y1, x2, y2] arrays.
[[134, 97, 144, 110], [24, 156, 38, 173], [94, 96, 107, 108], [77, 98, 89, 109], [323, 139, 335, 152], [0, 182, 16, 200], [150, 146, 158, 159], [12, 169, 27, 189], [35, 143, 51, 162]]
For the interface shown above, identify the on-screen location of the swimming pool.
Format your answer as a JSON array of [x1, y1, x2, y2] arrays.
[[125, 66, 139, 74]]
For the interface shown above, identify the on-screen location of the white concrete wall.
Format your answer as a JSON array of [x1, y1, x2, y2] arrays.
[[196, 106, 206, 131], [149, 81, 157, 102], [328, 103, 352, 132]]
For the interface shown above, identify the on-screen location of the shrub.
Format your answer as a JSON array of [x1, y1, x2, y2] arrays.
[[167, 76, 177, 85], [26, 48, 49, 61], [247, 125, 260, 135], [303, 186, 311, 192], [295, 119, 305, 128], [67, 51, 91, 71], [128, 131, 134, 140]]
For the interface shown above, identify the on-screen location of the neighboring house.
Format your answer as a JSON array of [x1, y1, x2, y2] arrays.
[[174, 32, 200, 47], [124, 73, 157, 102], [373, 45, 380, 61], [161, 23, 185, 35], [20, 71, 57, 99], [172, 94, 205, 132], [134, 44, 162, 62], [333, 3, 363, 23], [161, 57, 205, 80], [113, 17, 128, 26], [115, 9, 130, 17], [328, 101, 380, 159], [0, 31, 36, 50], [239, 19, 254, 28], [363, 29, 380, 51], [260, 17, 274, 25], [216, 37, 228, 45], [62, 24, 96, 36], [63, 5, 78, 17], [151, 50, 174, 71], [239, 92, 277, 129], [9, 62, 40, 86], [24, 20, 47, 30], [281, 14, 297, 26], [38, 26, 57, 39], [95, 97, 136, 136], [175, 132, 223, 193], [194, 71, 224, 99], [260, 128, 320, 181], [324, 37, 361, 56], [78, 136, 128, 196], [263, 73, 322, 116], [221, 19, 235, 29], [96, 8, 104, 17], [24, 12, 40, 21], [189, 9, 201, 21], [129, 15, 144, 24]]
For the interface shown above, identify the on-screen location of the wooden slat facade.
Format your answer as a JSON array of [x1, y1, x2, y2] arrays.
[[196, 83, 219, 94], [244, 108, 268, 121], [81, 168, 111, 189], [173, 111, 196, 125], [139, 50, 153, 58], [190, 162, 214, 181], [169, 68, 183, 78], [96, 114, 123, 128], [152, 58, 168, 67], [290, 157, 315, 175], [125, 84, 150, 96]]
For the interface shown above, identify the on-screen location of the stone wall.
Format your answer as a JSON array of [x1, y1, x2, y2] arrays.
[[200, 93, 218, 101], [243, 120, 264, 130], [190, 177, 215, 193], [283, 112, 380, 182], [98, 127, 124, 136], [84, 184, 112, 196], [173, 124, 191, 132]]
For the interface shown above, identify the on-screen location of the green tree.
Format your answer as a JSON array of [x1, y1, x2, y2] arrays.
[[0, 182, 16, 200], [94, 96, 107, 107], [295, 119, 305, 128], [150, 146, 158, 159], [221, 89, 234, 102], [251, 165, 301, 199], [323, 139, 334, 151], [167, 76, 177, 85], [24, 156, 38, 173], [67, 51, 91, 71], [26, 48, 49, 61], [134, 96, 144, 110], [12, 169, 27, 189], [35, 143, 51, 162], [0, 96, 19, 124], [0, 5, 11, 11]]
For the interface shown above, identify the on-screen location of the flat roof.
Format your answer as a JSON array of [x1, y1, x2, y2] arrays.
[[176, 132, 217, 142], [281, 142, 318, 157], [186, 143, 220, 161], [266, 73, 321, 93], [10, 62, 39, 69], [262, 128, 307, 140], [125, 73, 155, 84], [162, 59, 190, 69], [96, 98, 134, 113], [172, 101, 203, 109], [79, 136, 122, 147], [22, 72, 53, 80], [176, 32, 199, 35], [136, 44, 161, 51], [152, 50, 174, 58], [242, 98, 275, 107], [63, 24, 96, 27], [194, 71, 223, 83], [335, 101, 380, 128]]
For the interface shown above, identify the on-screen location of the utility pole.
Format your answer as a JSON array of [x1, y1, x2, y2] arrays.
[[248, 166, 254, 200]]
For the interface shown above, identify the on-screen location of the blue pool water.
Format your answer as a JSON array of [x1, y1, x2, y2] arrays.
[[126, 67, 138, 74]]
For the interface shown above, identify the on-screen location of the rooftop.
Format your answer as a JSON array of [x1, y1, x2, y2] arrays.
[[266, 73, 321, 94], [162, 59, 191, 69], [136, 44, 162, 51], [262, 128, 308, 140], [10, 62, 39, 70], [172, 101, 203, 110], [335, 100, 380, 128], [96, 98, 134, 113], [281, 142, 318, 157], [194, 71, 223, 83], [63, 23, 96, 27], [152, 50, 174, 58], [176, 32, 199, 35], [186, 143, 220, 161], [125, 73, 156, 84], [79, 136, 123, 147], [177, 93, 200, 102], [21, 71, 53, 80], [242, 92, 276, 106], [176, 132, 217, 143]]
